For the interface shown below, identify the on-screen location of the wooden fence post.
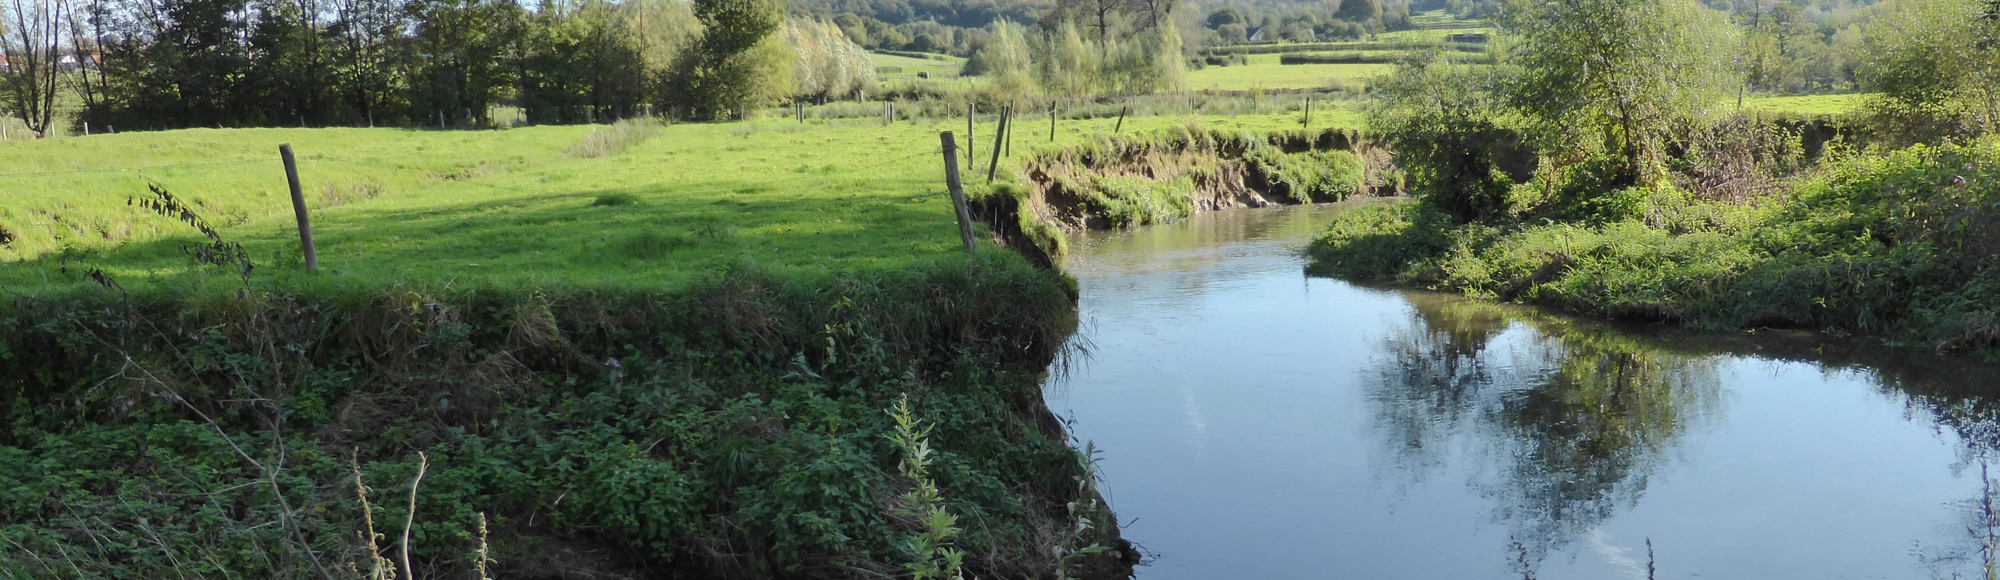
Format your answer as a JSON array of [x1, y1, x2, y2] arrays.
[[1004, 105, 1013, 157], [1115, 104, 1128, 133], [1303, 97, 1312, 128], [940, 132, 977, 254], [986, 110, 1009, 183], [1048, 101, 1055, 142], [279, 144, 319, 272], [967, 103, 975, 170]]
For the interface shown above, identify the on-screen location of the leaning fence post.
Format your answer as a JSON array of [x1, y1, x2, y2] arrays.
[[279, 144, 319, 273], [1115, 104, 1128, 133], [940, 132, 978, 254], [986, 109, 1009, 184]]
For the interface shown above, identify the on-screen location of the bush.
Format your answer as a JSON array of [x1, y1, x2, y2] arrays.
[[1306, 202, 1455, 280]]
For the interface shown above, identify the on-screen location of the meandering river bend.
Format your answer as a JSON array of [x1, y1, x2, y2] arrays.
[[1049, 203, 2000, 580]]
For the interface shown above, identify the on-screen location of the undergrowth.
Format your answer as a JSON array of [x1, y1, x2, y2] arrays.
[[1308, 138, 2000, 353], [0, 253, 1129, 579]]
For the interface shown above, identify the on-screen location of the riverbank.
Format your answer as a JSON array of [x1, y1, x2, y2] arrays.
[[2, 118, 1253, 578], [1306, 137, 2000, 354]]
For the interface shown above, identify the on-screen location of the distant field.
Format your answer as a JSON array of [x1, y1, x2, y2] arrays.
[[0, 109, 1363, 291], [1188, 54, 1395, 91], [1376, 26, 1497, 43], [1740, 93, 1866, 116], [871, 51, 967, 80]]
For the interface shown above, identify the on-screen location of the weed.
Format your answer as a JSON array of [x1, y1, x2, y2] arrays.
[[887, 395, 967, 580]]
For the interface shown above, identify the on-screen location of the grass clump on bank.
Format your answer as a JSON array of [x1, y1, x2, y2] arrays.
[[1311, 138, 2000, 352]]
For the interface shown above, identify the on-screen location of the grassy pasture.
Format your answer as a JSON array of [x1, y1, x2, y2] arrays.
[[870, 51, 966, 78], [0, 110, 1359, 294], [1740, 93, 1866, 116], [1188, 54, 1396, 91]]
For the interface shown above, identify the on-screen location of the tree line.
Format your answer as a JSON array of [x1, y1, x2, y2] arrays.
[[0, 0, 883, 134]]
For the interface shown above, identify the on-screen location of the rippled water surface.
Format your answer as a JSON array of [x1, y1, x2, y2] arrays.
[[1048, 204, 2000, 580]]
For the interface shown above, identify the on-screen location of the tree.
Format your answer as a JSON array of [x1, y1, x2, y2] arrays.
[[782, 17, 873, 102], [2, 0, 69, 137], [1497, 0, 1738, 185], [1036, 20, 1096, 99], [1335, 0, 1380, 23], [1369, 51, 1520, 221], [405, 0, 521, 127], [966, 19, 1035, 100], [518, 0, 646, 124], [1860, 0, 2000, 141], [1205, 7, 1244, 28], [667, 0, 783, 119]]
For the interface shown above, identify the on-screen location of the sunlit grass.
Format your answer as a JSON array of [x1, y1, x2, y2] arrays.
[[0, 109, 1363, 294], [1188, 54, 1397, 91], [1739, 93, 1867, 116]]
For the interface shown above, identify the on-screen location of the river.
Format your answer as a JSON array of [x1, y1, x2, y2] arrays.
[[1048, 203, 2000, 580]]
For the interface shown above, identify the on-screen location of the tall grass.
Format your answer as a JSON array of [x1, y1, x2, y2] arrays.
[[563, 118, 664, 158]]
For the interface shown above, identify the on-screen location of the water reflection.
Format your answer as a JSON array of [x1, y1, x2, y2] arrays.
[[1054, 205, 2000, 579], [1368, 294, 1725, 573]]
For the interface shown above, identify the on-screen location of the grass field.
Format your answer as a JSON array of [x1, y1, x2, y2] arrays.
[[1740, 93, 1866, 116], [1188, 54, 1395, 91], [0, 109, 1361, 293], [870, 51, 966, 78]]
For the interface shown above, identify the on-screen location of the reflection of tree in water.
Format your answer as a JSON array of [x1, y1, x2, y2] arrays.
[[1366, 293, 1508, 478], [1486, 334, 1721, 569], [1365, 293, 1723, 574]]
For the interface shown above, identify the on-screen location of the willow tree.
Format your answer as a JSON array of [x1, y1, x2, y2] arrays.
[[1497, 0, 1737, 185], [967, 19, 1036, 101], [781, 17, 873, 102], [1036, 20, 1097, 100]]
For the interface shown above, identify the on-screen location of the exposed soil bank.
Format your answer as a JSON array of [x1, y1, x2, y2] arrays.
[[1015, 125, 1398, 234], [0, 258, 1136, 579]]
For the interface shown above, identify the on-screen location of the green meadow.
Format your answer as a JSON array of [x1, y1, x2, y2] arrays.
[[1740, 92, 1866, 116], [1188, 54, 1396, 91], [0, 110, 1358, 294], [869, 51, 968, 79]]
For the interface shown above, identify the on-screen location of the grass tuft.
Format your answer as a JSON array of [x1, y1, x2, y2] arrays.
[[592, 192, 640, 207], [565, 118, 664, 158]]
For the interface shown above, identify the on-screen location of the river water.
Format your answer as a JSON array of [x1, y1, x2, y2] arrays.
[[1048, 203, 2000, 580]]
